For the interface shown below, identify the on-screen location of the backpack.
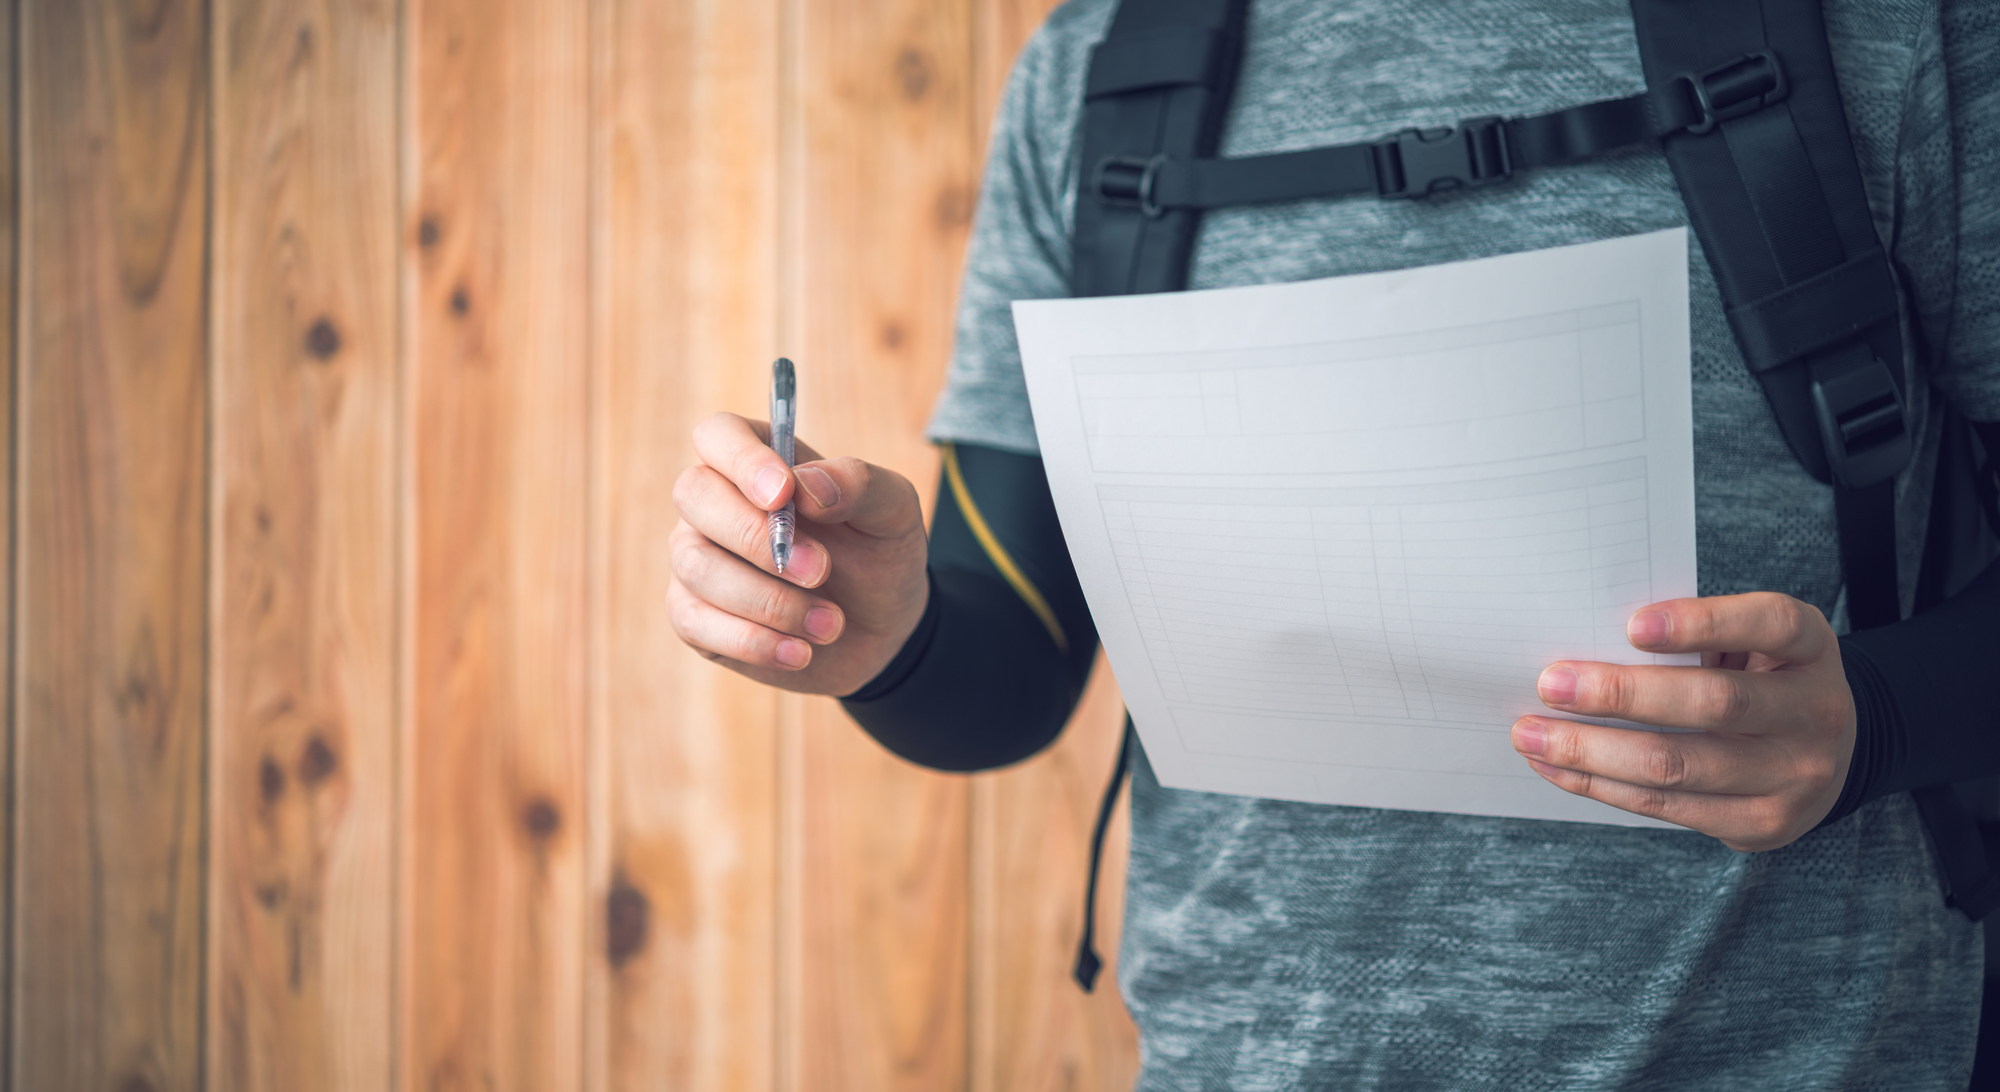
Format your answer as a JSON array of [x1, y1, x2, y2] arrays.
[[1067, 0, 2000, 995]]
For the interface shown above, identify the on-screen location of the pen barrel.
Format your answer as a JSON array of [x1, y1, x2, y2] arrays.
[[768, 502, 796, 547], [771, 417, 794, 466]]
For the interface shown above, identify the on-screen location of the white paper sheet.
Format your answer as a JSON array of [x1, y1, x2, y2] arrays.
[[1014, 229, 1696, 826]]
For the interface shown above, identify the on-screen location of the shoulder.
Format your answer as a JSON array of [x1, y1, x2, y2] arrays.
[[1030, 0, 1117, 60], [997, 0, 1116, 139]]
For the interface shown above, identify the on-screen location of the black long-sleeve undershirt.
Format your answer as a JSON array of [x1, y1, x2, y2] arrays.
[[840, 443, 1099, 771], [844, 442, 2000, 835], [1829, 555, 2000, 826]]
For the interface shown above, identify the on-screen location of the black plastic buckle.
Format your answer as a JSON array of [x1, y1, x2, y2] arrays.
[[1811, 354, 1911, 489], [1670, 52, 1788, 136], [1371, 116, 1511, 199], [1093, 153, 1168, 218]]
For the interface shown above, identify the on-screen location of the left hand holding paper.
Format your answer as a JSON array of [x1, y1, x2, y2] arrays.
[[1511, 593, 1855, 852]]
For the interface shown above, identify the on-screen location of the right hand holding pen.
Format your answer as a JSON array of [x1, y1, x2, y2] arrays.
[[668, 412, 930, 695]]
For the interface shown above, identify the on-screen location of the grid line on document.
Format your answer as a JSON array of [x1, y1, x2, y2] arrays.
[[1112, 502, 1353, 717], [1074, 305, 1648, 476], [1100, 459, 1658, 732], [1372, 505, 1436, 719], [1106, 498, 1183, 704]]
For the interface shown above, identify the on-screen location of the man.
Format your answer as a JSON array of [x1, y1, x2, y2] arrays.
[[669, 0, 1996, 1085]]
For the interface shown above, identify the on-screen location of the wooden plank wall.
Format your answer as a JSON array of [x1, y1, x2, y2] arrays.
[[2, 0, 1141, 1089]]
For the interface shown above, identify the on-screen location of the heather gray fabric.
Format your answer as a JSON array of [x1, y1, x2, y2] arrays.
[[928, 0, 1993, 1087]]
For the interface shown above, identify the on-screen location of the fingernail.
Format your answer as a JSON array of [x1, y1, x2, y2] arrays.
[[753, 466, 789, 508], [1513, 718, 1546, 756], [804, 606, 842, 642], [1538, 667, 1578, 706], [1628, 610, 1670, 649], [796, 466, 841, 509], [775, 639, 810, 668], [785, 543, 828, 585]]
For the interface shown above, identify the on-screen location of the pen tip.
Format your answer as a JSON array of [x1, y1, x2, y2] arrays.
[[772, 357, 796, 400]]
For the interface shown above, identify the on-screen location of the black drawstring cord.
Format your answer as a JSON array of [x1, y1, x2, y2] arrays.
[[1074, 719, 1135, 991]]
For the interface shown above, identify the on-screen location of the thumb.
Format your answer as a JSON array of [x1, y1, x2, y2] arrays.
[[791, 456, 925, 540]]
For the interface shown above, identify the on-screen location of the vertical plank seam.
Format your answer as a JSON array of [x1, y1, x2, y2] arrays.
[[199, 0, 221, 1083], [774, 0, 802, 1085], [392, 0, 414, 1086], [964, 9, 990, 1089], [963, 5, 986, 1085], [582, 0, 607, 1084], [3, 0, 20, 1083]]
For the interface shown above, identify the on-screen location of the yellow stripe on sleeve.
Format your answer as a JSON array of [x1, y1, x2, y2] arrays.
[[939, 441, 1070, 655]]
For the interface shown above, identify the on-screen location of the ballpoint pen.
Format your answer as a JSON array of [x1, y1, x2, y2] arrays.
[[768, 357, 797, 573]]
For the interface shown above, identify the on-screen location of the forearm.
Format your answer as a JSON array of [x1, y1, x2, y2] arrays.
[[840, 442, 1099, 771]]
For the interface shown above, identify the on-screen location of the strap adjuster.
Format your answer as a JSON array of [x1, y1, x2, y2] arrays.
[[1093, 153, 1168, 218], [1669, 52, 1788, 136], [1811, 354, 1911, 489], [1371, 116, 1511, 199]]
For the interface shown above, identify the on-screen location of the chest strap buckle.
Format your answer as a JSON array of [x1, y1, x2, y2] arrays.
[[1372, 116, 1511, 199]]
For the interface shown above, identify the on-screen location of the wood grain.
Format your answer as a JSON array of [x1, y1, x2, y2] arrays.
[[971, 0, 1061, 150], [208, 0, 399, 1089], [405, 0, 591, 1088], [971, 658, 1140, 1092], [2, 1, 1153, 1088], [782, 0, 982, 1087], [589, 0, 782, 1089], [13, 0, 211, 1089]]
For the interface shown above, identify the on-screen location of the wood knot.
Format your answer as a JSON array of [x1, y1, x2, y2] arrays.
[[298, 735, 338, 786], [259, 755, 286, 803], [123, 0, 167, 38], [255, 882, 287, 910], [119, 1075, 159, 1092], [114, 629, 164, 730], [880, 320, 906, 350], [448, 287, 470, 316], [894, 48, 930, 101], [417, 216, 442, 249], [521, 798, 561, 840], [304, 317, 341, 360], [934, 185, 975, 229], [605, 876, 650, 967]]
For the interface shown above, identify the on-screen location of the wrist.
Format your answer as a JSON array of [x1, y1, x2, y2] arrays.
[[841, 569, 940, 702]]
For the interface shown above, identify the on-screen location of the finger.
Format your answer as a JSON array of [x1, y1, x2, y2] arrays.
[[1623, 592, 1831, 662], [1511, 716, 1832, 796], [788, 455, 925, 540], [1521, 759, 1803, 852], [672, 467, 833, 587], [670, 529, 846, 644], [692, 411, 800, 512], [668, 578, 814, 671], [1534, 659, 1828, 733]]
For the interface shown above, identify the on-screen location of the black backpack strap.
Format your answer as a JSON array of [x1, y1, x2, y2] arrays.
[[1072, 720, 1136, 991], [1628, 0, 1910, 630], [1087, 89, 1707, 213], [1632, 0, 1991, 919], [1072, 0, 1251, 297], [1912, 785, 2000, 920], [1067, 0, 1246, 992]]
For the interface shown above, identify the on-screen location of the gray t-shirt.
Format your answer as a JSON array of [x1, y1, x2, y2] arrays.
[[930, 0, 1996, 1087]]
